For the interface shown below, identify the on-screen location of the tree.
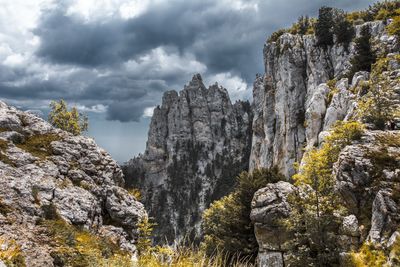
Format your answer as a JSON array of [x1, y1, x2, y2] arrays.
[[48, 100, 88, 136], [201, 168, 284, 263], [333, 10, 355, 51], [358, 56, 399, 130], [315, 7, 335, 47], [348, 25, 376, 79], [136, 216, 156, 255], [282, 121, 364, 266]]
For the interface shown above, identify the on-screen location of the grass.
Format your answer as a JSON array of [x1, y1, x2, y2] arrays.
[[41, 219, 132, 267], [137, 245, 255, 267], [16, 134, 61, 159]]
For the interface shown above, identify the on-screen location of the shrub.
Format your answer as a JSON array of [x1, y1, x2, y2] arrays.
[[282, 121, 364, 266], [267, 29, 287, 43], [0, 238, 26, 267], [357, 56, 400, 130], [387, 14, 400, 41], [48, 100, 88, 136], [202, 168, 284, 263]]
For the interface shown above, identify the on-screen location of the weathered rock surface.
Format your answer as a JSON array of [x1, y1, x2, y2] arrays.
[[335, 131, 400, 244], [250, 20, 400, 266], [249, 21, 396, 178], [250, 182, 294, 267], [123, 74, 253, 243], [0, 101, 146, 266]]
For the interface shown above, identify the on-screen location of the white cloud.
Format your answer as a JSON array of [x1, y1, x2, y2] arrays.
[[142, 106, 155, 118], [124, 46, 207, 78], [3, 53, 26, 67], [205, 72, 250, 101]]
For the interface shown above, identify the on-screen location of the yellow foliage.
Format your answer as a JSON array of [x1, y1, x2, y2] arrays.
[[42, 219, 132, 267], [136, 215, 156, 255], [49, 100, 88, 136], [128, 188, 142, 201], [0, 238, 25, 267], [136, 244, 253, 267], [349, 243, 387, 267]]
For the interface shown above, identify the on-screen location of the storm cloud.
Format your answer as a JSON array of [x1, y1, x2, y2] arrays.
[[0, 0, 378, 160], [1, 0, 376, 122]]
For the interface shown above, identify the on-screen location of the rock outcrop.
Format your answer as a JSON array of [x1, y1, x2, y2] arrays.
[[250, 19, 400, 266], [249, 21, 397, 177], [123, 74, 253, 243], [335, 131, 400, 245], [250, 182, 295, 267], [0, 101, 146, 266]]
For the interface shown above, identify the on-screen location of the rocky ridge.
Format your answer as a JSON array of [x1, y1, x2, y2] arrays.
[[0, 101, 146, 266], [123, 74, 253, 243]]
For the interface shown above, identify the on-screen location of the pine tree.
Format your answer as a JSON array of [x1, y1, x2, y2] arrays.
[[349, 25, 376, 79], [333, 10, 355, 51], [315, 6, 334, 47]]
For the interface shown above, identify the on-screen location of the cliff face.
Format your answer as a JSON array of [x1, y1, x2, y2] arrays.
[[0, 101, 146, 266], [249, 21, 396, 177], [250, 20, 400, 266], [123, 74, 253, 243]]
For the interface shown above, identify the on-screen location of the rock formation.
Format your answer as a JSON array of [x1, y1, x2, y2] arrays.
[[250, 20, 399, 266], [0, 101, 146, 266], [249, 21, 397, 177], [123, 74, 253, 243]]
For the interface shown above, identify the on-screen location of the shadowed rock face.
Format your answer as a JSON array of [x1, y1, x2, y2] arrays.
[[123, 74, 253, 244], [0, 101, 146, 266]]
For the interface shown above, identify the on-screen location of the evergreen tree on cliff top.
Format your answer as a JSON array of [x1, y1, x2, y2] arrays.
[[349, 25, 376, 79], [315, 6, 334, 47]]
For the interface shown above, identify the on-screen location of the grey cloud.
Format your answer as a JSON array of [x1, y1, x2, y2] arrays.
[[1, 0, 377, 123]]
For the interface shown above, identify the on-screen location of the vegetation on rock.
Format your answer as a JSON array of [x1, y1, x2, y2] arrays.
[[282, 121, 364, 266], [16, 134, 61, 159], [49, 100, 88, 136], [202, 168, 284, 263], [0, 238, 26, 267], [357, 55, 400, 130]]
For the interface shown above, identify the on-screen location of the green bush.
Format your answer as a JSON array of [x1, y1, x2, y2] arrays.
[[201, 168, 284, 263]]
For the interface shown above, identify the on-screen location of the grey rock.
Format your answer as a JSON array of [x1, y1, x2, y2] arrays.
[[123, 74, 253, 243], [251, 182, 294, 266], [0, 101, 146, 266], [249, 21, 389, 178]]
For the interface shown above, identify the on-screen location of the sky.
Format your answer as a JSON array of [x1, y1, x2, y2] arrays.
[[0, 0, 377, 162]]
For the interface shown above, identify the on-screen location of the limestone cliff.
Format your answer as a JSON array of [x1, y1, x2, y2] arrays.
[[249, 21, 397, 177], [250, 19, 400, 266], [0, 101, 146, 266], [123, 74, 253, 243]]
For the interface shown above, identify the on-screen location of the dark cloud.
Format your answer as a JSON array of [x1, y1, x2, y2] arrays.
[[1, 0, 377, 123]]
